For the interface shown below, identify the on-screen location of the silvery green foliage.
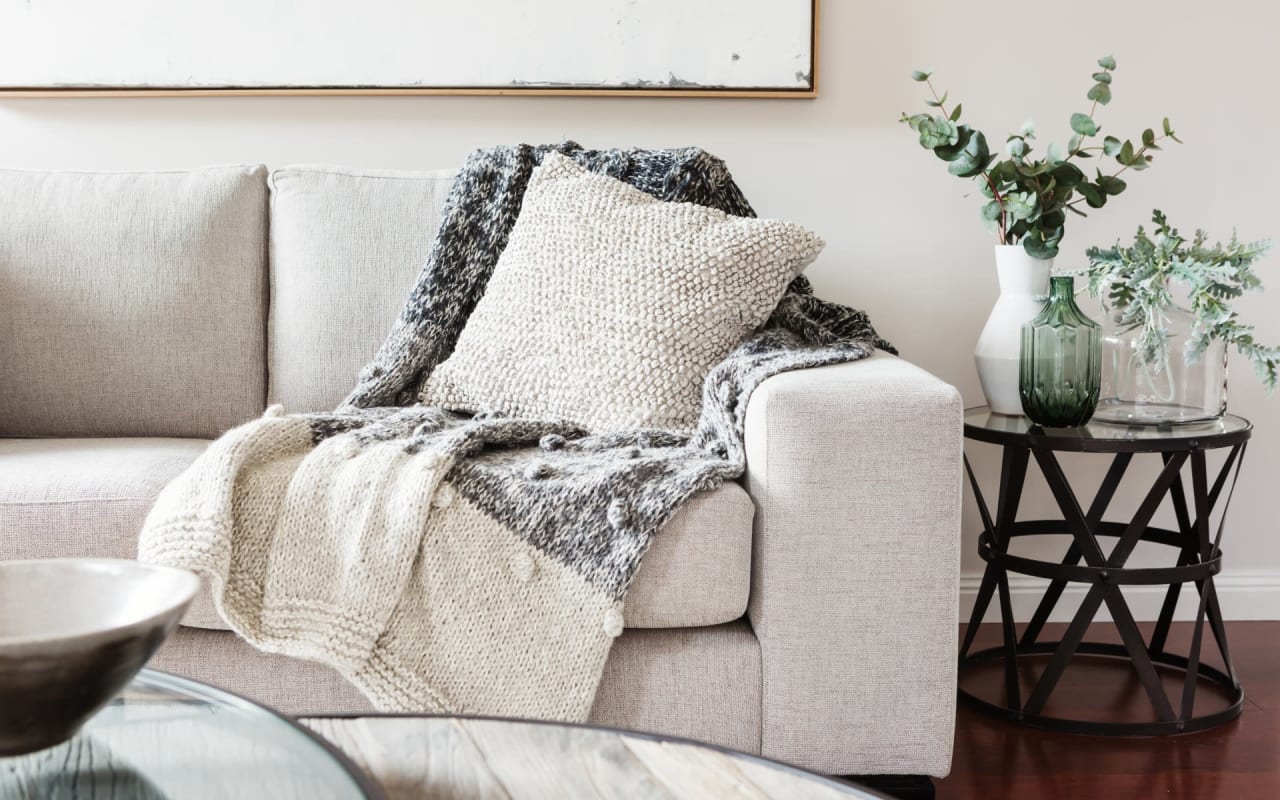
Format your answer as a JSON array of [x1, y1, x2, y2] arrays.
[[901, 56, 1178, 260], [1082, 210, 1278, 390]]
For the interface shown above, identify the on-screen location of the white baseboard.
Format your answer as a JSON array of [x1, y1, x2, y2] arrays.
[[959, 570, 1280, 623]]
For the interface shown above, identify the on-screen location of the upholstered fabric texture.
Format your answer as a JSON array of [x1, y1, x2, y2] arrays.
[[0, 438, 218, 625], [744, 352, 963, 777], [419, 152, 825, 433], [268, 165, 456, 412], [0, 165, 268, 438], [152, 622, 762, 755], [0, 437, 752, 632]]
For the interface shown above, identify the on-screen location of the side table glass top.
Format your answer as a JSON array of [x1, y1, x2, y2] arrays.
[[0, 669, 379, 799], [964, 406, 1251, 452]]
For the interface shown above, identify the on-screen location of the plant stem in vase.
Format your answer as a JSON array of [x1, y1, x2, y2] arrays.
[[900, 56, 1181, 415], [1095, 301, 1227, 425], [1082, 210, 1276, 426]]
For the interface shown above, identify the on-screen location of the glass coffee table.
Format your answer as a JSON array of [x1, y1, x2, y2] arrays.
[[301, 715, 885, 799], [0, 669, 381, 798], [1, 669, 882, 798]]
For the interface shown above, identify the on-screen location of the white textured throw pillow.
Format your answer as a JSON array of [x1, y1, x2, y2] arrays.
[[419, 152, 825, 433]]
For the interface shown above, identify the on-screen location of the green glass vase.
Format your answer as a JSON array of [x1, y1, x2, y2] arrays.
[[1019, 276, 1101, 427]]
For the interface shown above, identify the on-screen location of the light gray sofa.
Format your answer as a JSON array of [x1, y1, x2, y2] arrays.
[[0, 164, 963, 777]]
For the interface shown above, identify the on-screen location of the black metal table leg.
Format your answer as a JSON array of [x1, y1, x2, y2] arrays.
[[1021, 452, 1132, 648], [958, 409, 1251, 737]]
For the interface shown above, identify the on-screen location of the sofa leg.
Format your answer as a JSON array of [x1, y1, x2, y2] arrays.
[[841, 774, 935, 800]]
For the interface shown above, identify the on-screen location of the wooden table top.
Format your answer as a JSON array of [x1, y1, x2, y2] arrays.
[[300, 716, 879, 800]]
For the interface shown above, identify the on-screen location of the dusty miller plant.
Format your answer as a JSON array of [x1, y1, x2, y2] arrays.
[[1082, 210, 1278, 390], [901, 56, 1180, 260]]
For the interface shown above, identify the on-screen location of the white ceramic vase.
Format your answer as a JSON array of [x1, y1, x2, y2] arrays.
[[974, 245, 1052, 415]]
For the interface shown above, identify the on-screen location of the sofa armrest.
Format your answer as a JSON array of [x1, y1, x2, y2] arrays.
[[743, 351, 963, 777]]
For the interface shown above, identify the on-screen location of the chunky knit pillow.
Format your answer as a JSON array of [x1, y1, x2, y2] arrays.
[[419, 152, 824, 433]]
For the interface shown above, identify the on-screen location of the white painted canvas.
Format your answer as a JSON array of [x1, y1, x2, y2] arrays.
[[0, 0, 815, 93]]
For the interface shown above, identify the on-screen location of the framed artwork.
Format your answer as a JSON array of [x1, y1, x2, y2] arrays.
[[0, 0, 817, 98]]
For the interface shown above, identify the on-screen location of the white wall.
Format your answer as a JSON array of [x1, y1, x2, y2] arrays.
[[2, 0, 1277, 619]]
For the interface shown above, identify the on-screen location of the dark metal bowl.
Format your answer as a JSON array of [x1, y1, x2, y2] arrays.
[[0, 559, 199, 756]]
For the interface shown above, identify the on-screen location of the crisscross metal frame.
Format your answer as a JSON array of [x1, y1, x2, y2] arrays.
[[958, 420, 1250, 736]]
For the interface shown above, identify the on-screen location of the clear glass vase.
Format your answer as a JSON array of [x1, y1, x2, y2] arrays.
[[1019, 276, 1102, 427], [1093, 303, 1227, 426]]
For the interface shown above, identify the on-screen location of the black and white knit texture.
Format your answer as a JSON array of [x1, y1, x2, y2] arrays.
[[317, 142, 894, 600]]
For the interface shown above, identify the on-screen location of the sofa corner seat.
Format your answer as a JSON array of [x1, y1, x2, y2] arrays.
[[0, 163, 961, 777]]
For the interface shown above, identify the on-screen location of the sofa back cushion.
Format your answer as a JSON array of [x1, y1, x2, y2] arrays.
[[0, 165, 269, 438], [268, 165, 455, 412]]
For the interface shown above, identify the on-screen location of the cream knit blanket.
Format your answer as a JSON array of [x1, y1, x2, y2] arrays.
[[142, 407, 621, 717], [139, 143, 891, 719]]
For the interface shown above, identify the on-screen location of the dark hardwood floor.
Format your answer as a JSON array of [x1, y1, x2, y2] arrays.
[[937, 620, 1279, 799]]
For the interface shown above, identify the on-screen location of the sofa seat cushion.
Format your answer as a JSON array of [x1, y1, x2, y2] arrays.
[[0, 438, 754, 630], [153, 621, 762, 754]]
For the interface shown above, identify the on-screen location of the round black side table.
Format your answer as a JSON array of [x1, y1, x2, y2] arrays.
[[959, 406, 1251, 736]]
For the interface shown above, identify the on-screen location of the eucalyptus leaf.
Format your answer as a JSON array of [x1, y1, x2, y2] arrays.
[[911, 70, 932, 82], [991, 161, 1018, 183], [933, 125, 972, 162], [1097, 175, 1128, 195], [1023, 230, 1061, 260], [1097, 55, 1116, 70], [947, 130, 991, 177], [1051, 163, 1085, 188], [1078, 183, 1106, 208], [1103, 136, 1122, 156], [950, 103, 963, 121], [1047, 142, 1066, 164], [918, 116, 959, 149], [1070, 113, 1098, 136], [901, 113, 930, 132], [1040, 209, 1067, 231], [1087, 82, 1113, 105], [1092, 72, 1113, 84], [1119, 140, 1135, 165], [1004, 191, 1039, 221]]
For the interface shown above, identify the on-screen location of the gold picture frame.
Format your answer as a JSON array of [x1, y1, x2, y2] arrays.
[[0, 0, 818, 99]]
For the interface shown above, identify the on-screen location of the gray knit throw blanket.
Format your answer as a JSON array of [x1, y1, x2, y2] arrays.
[[139, 142, 893, 720]]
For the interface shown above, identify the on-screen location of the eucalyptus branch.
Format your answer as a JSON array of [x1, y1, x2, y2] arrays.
[[981, 171, 1008, 242], [924, 78, 950, 119], [1080, 211, 1277, 391], [900, 55, 1179, 260]]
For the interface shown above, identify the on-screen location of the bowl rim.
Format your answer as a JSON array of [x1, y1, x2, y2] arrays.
[[0, 558, 201, 650]]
